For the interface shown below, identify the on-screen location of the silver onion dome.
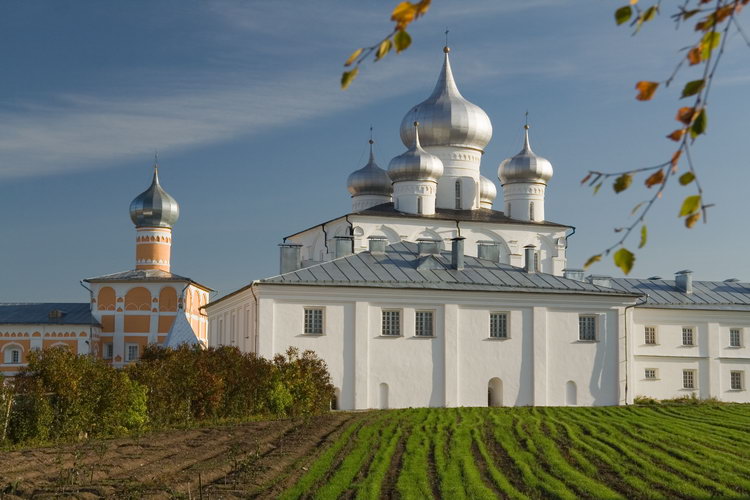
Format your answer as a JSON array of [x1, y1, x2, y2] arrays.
[[399, 47, 492, 152], [479, 175, 497, 206], [498, 126, 553, 185], [388, 123, 444, 183], [347, 140, 393, 197], [129, 165, 180, 228]]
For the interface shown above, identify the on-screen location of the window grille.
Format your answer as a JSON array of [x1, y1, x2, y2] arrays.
[[304, 308, 324, 334], [104, 343, 113, 359], [490, 313, 508, 339], [455, 180, 461, 209], [530, 202, 535, 221], [579, 315, 597, 341], [645, 326, 657, 345], [682, 327, 695, 346], [731, 371, 744, 390], [417, 197, 423, 214], [415, 311, 434, 337], [11, 350, 19, 364], [730, 328, 742, 348], [645, 368, 657, 380], [683, 369, 695, 389], [382, 310, 401, 336], [126, 344, 139, 362]]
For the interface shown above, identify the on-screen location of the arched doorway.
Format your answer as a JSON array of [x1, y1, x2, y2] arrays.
[[566, 381, 577, 406], [488, 378, 503, 407], [379, 383, 389, 409]]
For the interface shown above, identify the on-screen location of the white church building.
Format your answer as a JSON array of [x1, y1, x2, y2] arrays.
[[205, 46, 750, 409]]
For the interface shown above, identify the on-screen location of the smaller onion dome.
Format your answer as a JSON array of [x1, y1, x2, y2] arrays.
[[347, 139, 393, 197], [388, 122, 444, 183], [129, 163, 180, 228], [479, 175, 497, 206], [498, 125, 553, 185]]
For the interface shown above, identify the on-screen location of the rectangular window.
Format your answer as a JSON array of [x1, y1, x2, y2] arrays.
[[104, 343, 113, 360], [126, 344, 139, 362], [682, 327, 695, 346], [644, 326, 657, 345], [415, 311, 434, 337], [382, 310, 401, 336], [489, 312, 508, 339], [683, 369, 696, 389], [731, 371, 744, 390], [304, 308, 324, 335], [730, 328, 742, 348], [11, 350, 19, 364], [645, 368, 657, 380], [579, 315, 597, 341]]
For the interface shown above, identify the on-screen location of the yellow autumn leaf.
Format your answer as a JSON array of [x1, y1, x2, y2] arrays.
[[344, 48, 363, 67], [635, 81, 659, 101]]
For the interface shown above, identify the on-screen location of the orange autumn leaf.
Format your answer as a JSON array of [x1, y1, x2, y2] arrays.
[[645, 169, 665, 188], [685, 212, 701, 228], [635, 81, 659, 101], [671, 149, 682, 170], [676, 107, 696, 125], [667, 129, 685, 141], [714, 5, 736, 23], [687, 46, 702, 65]]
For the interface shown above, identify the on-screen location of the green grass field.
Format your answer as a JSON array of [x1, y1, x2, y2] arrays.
[[280, 405, 750, 499]]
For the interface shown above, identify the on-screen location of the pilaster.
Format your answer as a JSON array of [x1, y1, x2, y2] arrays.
[[353, 301, 369, 409], [532, 306, 548, 405], [443, 303, 459, 407]]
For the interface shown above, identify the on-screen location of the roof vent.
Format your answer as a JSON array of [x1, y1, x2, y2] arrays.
[[647, 276, 663, 280], [451, 237, 465, 271], [368, 237, 387, 255], [587, 275, 611, 288], [563, 269, 584, 281], [724, 278, 740, 283], [48, 309, 65, 320], [279, 243, 303, 274], [675, 269, 693, 294], [477, 241, 500, 262], [334, 236, 353, 259], [417, 239, 441, 256], [523, 245, 536, 274]]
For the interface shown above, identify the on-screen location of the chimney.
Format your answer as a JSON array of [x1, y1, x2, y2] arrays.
[[279, 243, 302, 274], [587, 275, 611, 288], [368, 237, 387, 255], [417, 239, 441, 256], [477, 242, 500, 262], [451, 237, 465, 270], [523, 245, 536, 273], [563, 268, 584, 281], [675, 270, 693, 294], [334, 236, 353, 259]]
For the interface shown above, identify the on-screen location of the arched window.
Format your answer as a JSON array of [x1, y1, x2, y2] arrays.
[[417, 197, 423, 214], [3, 344, 22, 364], [566, 381, 577, 406], [529, 202, 535, 221], [488, 378, 503, 407], [534, 251, 540, 272], [507, 203, 511, 218], [379, 383, 389, 409], [455, 179, 462, 209]]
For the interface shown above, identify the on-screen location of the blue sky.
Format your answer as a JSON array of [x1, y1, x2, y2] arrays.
[[2, 0, 749, 302]]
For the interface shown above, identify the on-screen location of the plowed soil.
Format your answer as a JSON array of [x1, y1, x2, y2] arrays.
[[0, 412, 360, 499]]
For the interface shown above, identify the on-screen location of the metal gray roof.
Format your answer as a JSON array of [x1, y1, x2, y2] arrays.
[[0, 303, 99, 325], [260, 241, 640, 297], [84, 269, 213, 291], [607, 278, 750, 311], [164, 309, 204, 348]]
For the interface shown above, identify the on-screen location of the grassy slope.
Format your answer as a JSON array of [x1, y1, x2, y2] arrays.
[[281, 405, 750, 500]]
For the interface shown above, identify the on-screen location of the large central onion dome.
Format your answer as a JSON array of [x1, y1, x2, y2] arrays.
[[498, 125, 553, 185], [388, 123, 444, 183], [347, 140, 393, 197], [399, 47, 492, 152], [129, 165, 180, 228], [479, 175, 497, 208]]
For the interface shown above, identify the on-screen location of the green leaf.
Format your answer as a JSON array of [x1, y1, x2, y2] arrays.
[[679, 172, 695, 185], [681, 79, 705, 98], [614, 247, 635, 275], [593, 182, 603, 195], [689, 108, 707, 138], [615, 6, 632, 25], [613, 173, 633, 193], [701, 32, 721, 59], [678, 195, 701, 216], [341, 67, 359, 89], [639, 225, 647, 249], [393, 30, 412, 53], [642, 5, 658, 22], [631, 201, 645, 216], [583, 254, 602, 269]]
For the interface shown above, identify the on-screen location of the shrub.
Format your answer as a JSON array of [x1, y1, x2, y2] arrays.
[[633, 395, 660, 405]]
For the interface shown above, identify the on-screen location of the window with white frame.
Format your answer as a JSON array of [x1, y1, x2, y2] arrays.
[[489, 312, 508, 339], [644, 326, 657, 345], [104, 343, 113, 360], [730, 328, 742, 348], [533, 252, 540, 272], [644, 368, 657, 380], [683, 369, 696, 389], [4, 346, 21, 364], [382, 310, 401, 336], [682, 327, 695, 346], [126, 344, 139, 362], [730, 371, 744, 390], [304, 308, 324, 335], [579, 315, 597, 341], [415, 311, 434, 337]]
